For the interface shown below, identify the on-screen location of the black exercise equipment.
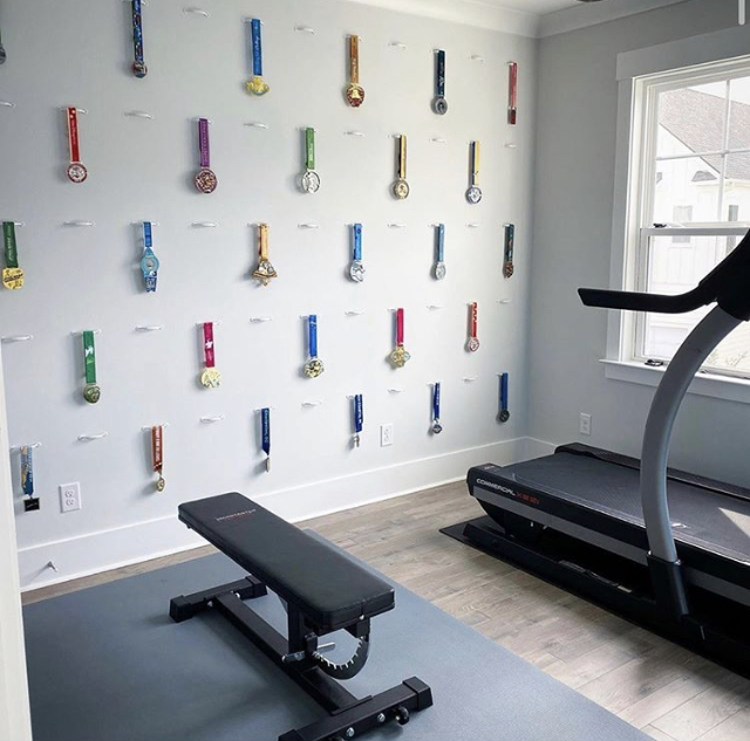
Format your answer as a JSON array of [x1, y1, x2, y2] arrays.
[[171, 492, 433, 741], [443, 228, 750, 677]]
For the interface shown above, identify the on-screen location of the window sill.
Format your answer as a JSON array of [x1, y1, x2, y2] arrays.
[[600, 359, 750, 405]]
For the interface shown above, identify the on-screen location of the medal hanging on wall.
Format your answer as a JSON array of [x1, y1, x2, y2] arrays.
[[434, 223, 446, 280], [66, 107, 88, 184], [21, 446, 40, 512], [246, 18, 270, 96], [498, 373, 511, 423], [432, 49, 448, 115], [352, 394, 363, 448], [261, 408, 271, 472], [140, 221, 160, 293], [392, 135, 410, 200], [349, 223, 365, 282], [467, 302, 480, 352], [2, 222, 24, 290], [151, 425, 166, 491], [200, 322, 222, 388], [389, 308, 411, 368], [131, 0, 147, 78], [466, 140, 482, 205], [299, 128, 321, 194], [194, 118, 217, 194], [504, 223, 515, 278], [303, 314, 325, 378], [508, 62, 518, 125], [252, 223, 277, 286], [82, 330, 101, 404], [431, 383, 443, 435], [345, 35, 365, 107]]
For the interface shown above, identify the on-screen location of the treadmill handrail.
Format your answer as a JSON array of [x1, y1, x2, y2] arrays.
[[578, 286, 709, 314]]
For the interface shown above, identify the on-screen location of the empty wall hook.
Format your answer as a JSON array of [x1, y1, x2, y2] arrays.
[[135, 325, 164, 332], [200, 415, 225, 424], [124, 110, 154, 120], [63, 220, 95, 227], [78, 432, 109, 442], [183, 7, 210, 18], [1, 334, 34, 343], [0, 101, 16, 109], [295, 25, 316, 34], [245, 121, 269, 129], [249, 316, 273, 324]]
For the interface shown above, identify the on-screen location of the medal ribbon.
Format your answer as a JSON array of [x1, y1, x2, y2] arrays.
[[436, 224, 445, 262], [83, 331, 97, 385], [151, 426, 163, 475], [398, 135, 407, 179], [132, 0, 145, 68], [261, 408, 271, 457], [203, 322, 216, 368], [259, 223, 269, 260], [470, 302, 478, 340], [500, 373, 509, 414], [349, 36, 360, 85], [354, 394, 364, 434], [396, 308, 405, 347], [251, 19, 263, 76], [436, 50, 446, 97], [509, 62, 518, 125], [67, 107, 82, 163], [143, 220, 153, 251], [21, 445, 34, 497], [353, 223, 362, 261], [305, 128, 315, 171], [308, 315, 318, 358], [3, 222, 18, 269], [198, 118, 210, 168], [433, 383, 441, 422], [505, 223, 515, 265], [471, 141, 480, 186]]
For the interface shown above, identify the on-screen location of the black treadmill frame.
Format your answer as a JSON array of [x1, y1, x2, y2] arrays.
[[170, 577, 433, 741]]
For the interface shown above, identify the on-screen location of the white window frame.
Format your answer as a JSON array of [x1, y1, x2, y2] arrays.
[[606, 24, 750, 404]]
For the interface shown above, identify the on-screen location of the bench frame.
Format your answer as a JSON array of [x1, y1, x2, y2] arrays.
[[170, 575, 433, 741]]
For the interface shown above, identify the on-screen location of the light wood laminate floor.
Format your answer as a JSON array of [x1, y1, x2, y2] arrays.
[[24, 483, 750, 741]]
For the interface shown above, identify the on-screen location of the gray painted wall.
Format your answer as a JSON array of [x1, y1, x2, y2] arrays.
[[529, 0, 750, 485]]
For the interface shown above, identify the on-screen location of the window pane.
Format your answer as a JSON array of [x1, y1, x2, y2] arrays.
[[652, 156, 720, 224], [657, 81, 727, 158], [722, 152, 750, 222], [728, 76, 750, 151]]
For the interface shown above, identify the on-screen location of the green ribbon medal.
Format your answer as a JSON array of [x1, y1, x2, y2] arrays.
[[82, 330, 101, 404], [2, 222, 24, 290]]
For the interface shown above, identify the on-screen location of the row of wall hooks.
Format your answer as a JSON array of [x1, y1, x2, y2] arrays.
[[51, 221, 504, 229]]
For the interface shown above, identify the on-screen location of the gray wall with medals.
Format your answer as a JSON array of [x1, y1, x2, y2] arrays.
[[0, 0, 536, 588]]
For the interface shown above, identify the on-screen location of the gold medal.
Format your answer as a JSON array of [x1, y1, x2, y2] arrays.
[[2, 267, 24, 290], [252, 224, 277, 286], [345, 35, 365, 107], [200, 367, 222, 389], [303, 358, 325, 379]]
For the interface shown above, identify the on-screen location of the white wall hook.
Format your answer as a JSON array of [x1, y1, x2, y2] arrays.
[[498, 298, 512, 305], [245, 122, 269, 129], [344, 310, 365, 317], [298, 223, 319, 229], [135, 325, 164, 332], [470, 54, 485, 63], [141, 423, 170, 431], [249, 316, 273, 323], [463, 376, 479, 383], [388, 223, 407, 229], [387, 388, 405, 394], [0, 101, 16, 109], [1, 335, 34, 343], [344, 131, 366, 138], [63, 220, 95, 227], [426, 305, 443, 311], [505, 143, 518, 149], [131, 221, 160, 226], [70, 329, 102, 336], [253, 406, 276, 412], [124, 110, 154, 120], [428, 223, 442, 228], [10, 442, 42, 451], [61, 107, 88, 114], [301, 400, 323, 407], [78, 432, 109, 442], [467, 223, 480, 229], [192, 117, 213, 123], [191, 221, 218, 228], [200, 415, 225, 424], [183, 7, 210, 18], [295, 25, 315, 34], [195, 321, 221, 327], [389, 41, 407, 50], [430, 137, 447, 144]]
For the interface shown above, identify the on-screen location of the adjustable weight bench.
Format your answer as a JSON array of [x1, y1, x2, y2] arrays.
[[170, 493, 433, 741]]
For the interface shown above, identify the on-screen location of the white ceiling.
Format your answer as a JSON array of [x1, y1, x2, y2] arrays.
[[478, 0, 585, 14]]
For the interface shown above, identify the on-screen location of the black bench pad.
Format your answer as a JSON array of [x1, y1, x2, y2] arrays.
[[179, 493, 395, 632]]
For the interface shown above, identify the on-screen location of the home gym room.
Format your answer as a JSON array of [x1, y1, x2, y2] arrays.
[[2, 0, 750, 739]]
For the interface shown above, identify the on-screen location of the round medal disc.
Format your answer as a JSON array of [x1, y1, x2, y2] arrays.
[[432, 96, 448, 115], [194, 168, 218, 194], [246, 76, 270, 96], [466, 186, 483, 205], [467, 338, 481, 353], [392, 179, 410, 200], [83, 383, 101, 405], [349, 261, 365, 282], [345, 84, 365, 107], [432, 421, 443, 435], [504, 264, 515, 279], [434, 263, 446, 281], [156, 476, 166, 492], [498, 410, 511, 423], [67, 162, 88, 184], [303, 358, 325, 378], [133, 61, 148, 78], [300, 170, 321, 194], [2, 267, 24, 290], [200, 367, 222, 388], [389, 346, 411, 368]]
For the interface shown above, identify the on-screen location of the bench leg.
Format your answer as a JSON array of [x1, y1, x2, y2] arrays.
[[169, 576, 267, 623]]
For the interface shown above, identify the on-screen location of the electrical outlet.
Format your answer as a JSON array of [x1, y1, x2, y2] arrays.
[[380, 423, 394, 447], [59, 482, 82, 513], [580, 413, 592, 436]]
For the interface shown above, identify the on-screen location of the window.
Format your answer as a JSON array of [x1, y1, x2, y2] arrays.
[[626, 58, 750, 379]]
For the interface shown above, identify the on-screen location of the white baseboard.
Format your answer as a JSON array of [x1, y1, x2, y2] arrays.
[[19, 436, 537, 592]]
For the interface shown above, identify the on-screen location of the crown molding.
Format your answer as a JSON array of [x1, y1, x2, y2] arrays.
[[339, 0, 541, 38], [539, 0, 691, 38]]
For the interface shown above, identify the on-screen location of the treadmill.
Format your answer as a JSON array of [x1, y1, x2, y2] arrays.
[[443, 229, 750, 677]]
